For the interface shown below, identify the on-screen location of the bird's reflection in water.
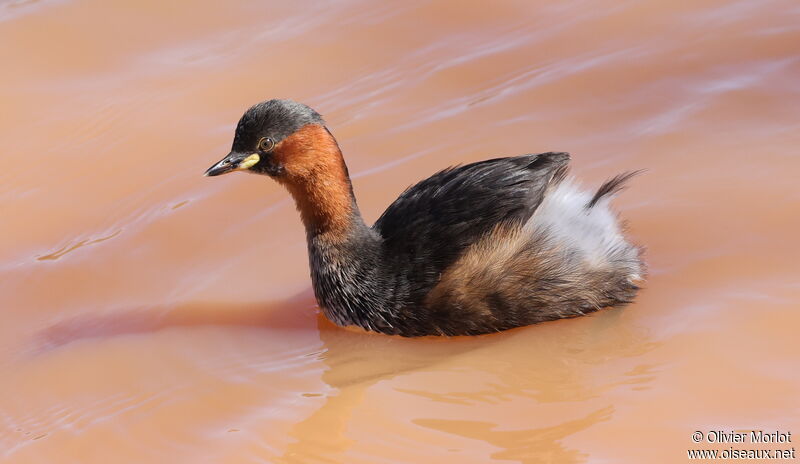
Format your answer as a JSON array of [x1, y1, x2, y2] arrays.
[[34, 292, 657, 463], [277, 304, 658, 463], [413, 406, 614, 463]]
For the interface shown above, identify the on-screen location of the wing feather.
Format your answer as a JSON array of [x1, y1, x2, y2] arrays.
[[372, 152, 570, 297]]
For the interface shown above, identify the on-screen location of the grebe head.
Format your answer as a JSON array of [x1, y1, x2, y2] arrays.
[[204, 99, 326, 178], [206, 99, 355, 234]]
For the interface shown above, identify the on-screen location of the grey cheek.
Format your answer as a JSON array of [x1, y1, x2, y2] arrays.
[[266, 162, 285, 176]]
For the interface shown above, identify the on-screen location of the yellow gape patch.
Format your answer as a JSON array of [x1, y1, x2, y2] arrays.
[[237, 154, 260, 170]]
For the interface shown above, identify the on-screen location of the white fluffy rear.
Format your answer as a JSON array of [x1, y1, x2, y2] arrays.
[[527, 179, 642, 281]]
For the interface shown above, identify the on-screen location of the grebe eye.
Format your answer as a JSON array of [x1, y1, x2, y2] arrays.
[[258, 137, 274, 152]]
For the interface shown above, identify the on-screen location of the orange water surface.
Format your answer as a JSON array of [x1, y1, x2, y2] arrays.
[[1, 1, 799, 463]]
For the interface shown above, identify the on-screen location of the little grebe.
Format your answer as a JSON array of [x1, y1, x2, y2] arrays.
[[205, 99, 644, 336]]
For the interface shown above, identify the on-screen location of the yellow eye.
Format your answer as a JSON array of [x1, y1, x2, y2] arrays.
[[258, 137, 274, 152]]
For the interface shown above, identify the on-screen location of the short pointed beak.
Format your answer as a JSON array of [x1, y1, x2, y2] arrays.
[[204, 152, 259, 177]]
